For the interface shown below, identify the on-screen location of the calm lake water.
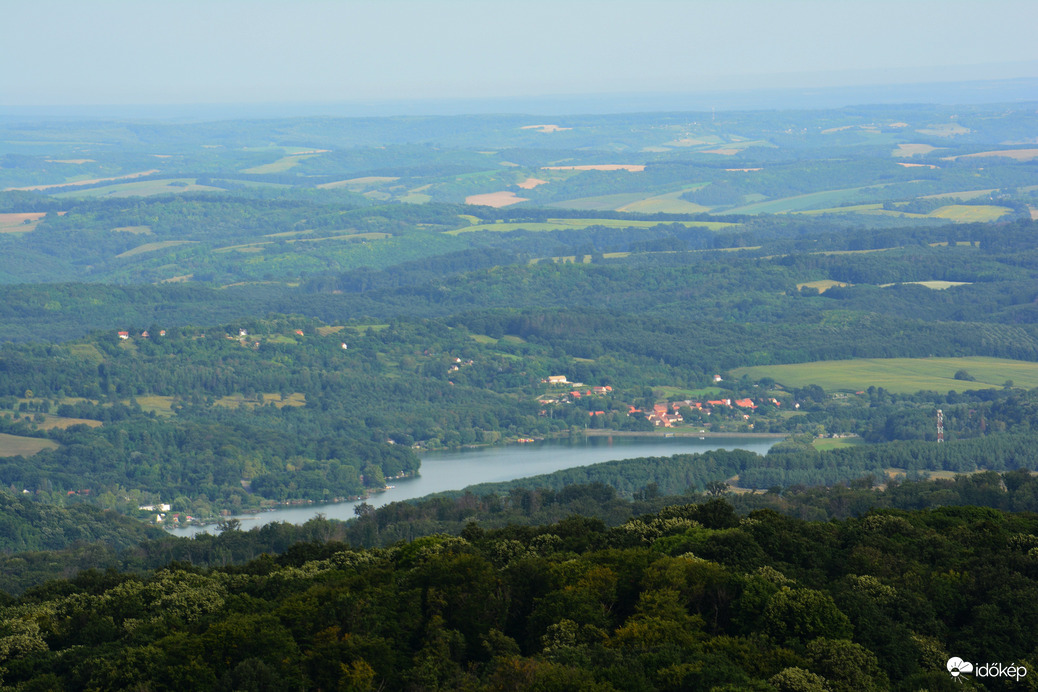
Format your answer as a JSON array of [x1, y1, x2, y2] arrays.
[[168, 435, 778, 537]]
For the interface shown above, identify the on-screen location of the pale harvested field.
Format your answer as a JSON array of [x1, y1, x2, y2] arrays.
[[243, 155, 316, 175], [880, 281, 971, 290], [541, 164, 645, 172], [1030, 206, 1038, 220], [923, 189, 995, 201], [517, 178, 548, 189], [318, 176, 399, 189], [5, 169, 160, 191], [725, 168, 763, 172], [521, 125, 572, 133], [916, 124, 970, 137], [702, 149, 738, 156], [47, 159, 95, 164], [946, 148, 1038, 162], [897, 162, 938, 169], [894, 143, 939, 157], [662, 137, 718, 147], [111, 225, 153, 234], [0, 212, 46, 233], [465, 191, 529, 207]]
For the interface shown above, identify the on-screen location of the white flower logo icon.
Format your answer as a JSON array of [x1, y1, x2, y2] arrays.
[[947, 657, 974, 679]]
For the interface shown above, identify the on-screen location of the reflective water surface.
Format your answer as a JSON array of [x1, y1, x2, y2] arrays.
[[168, 435, 778, 537]]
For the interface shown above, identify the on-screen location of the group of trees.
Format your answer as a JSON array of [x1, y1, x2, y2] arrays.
[[0, 496, 1036, 689]]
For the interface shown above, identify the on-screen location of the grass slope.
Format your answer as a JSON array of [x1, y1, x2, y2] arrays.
[[731, 356, 1038, 394], [0, 433, 60, 457]]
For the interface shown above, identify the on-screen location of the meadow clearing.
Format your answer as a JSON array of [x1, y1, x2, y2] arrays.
[[731, 356, 1038, 394], [0, 433, 59, 457]]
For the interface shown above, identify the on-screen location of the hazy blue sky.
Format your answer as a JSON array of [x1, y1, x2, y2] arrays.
[[4, 0, 1036, 107]]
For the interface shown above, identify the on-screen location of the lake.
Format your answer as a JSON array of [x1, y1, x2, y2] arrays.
[[168, 434, 779, 537]]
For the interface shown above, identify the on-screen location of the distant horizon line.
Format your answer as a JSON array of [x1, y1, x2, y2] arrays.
[[3, 75, 1037, 121]]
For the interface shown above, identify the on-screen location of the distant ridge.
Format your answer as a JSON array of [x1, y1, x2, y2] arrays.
[[2, 76, 1036, 121]]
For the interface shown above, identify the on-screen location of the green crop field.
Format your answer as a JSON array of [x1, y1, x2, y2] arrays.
[[0, 433, 59, 457], [812, 437, 864, 451], [725, 186, 892, 215], [447, 218, 733, 235], [115, 241, 196, 258], [929, 205, 1012, 222], [549, 193, 655, 211], [55, 179, 223, 198], [618, 189, 711, 214], [794, 202, 1011, 223], [731, 357, 1038, 394]]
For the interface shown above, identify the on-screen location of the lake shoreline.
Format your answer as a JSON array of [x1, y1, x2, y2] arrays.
[[168, 435, 780, 537], [578, 429, 787, 440]]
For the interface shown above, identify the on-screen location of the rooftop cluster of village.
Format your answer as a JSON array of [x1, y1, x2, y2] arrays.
[[539, 374, 792, 431]]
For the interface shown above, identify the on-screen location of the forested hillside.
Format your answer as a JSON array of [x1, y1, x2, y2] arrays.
[[0, 497, 1035, 690]]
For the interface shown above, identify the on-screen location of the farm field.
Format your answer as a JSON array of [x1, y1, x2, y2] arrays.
[[241, 150, 327, 175], [54, 179, 224, 198], [548, 192, 660, 211], [730, 357, 1038, 394], [464, 191, 529, 207], [0, 433, 59, 457], [317, 176, 399, 190], [214, 392, 306, 409], [0, 212, 48, 233], [130, 396, 176, 417], [35, 415, 104, 430], [5, 169, 160, 192], [724, 186, 887, 214], [447, 218, 733, 235], [881, 281, 971, 290], [948, 148, 1038, 162], [115, 240, 196, 258], [617, 189, 711, 214], [811, 437, 864, 451], [796, 280, 849, 293], [928, 205, 1012, 222]]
